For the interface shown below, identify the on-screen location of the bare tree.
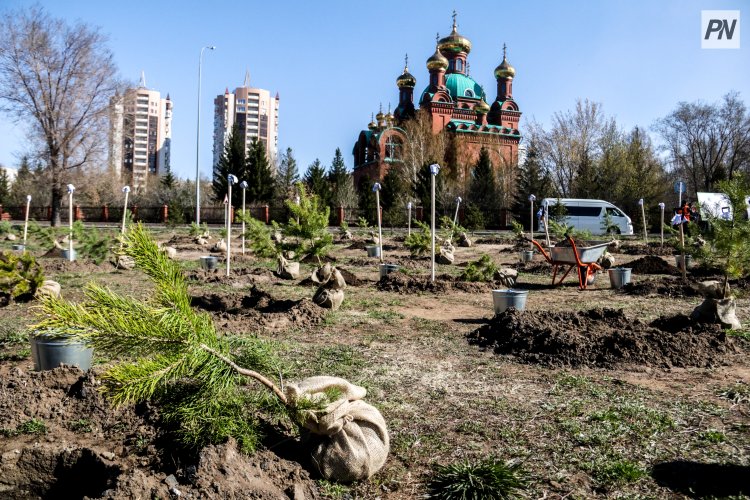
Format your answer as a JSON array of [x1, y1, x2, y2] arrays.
[[400, 109, 446, 185], [654, 91, 750, 193], [0, 7, 121, 225]]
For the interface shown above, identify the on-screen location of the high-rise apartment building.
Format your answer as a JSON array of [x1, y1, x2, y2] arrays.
[[213, 71, 279, 169], [109, 73, 172, 190]]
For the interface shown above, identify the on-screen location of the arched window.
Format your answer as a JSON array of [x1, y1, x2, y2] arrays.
[[464, 89, 474, 97], [456, 59, 463, 72], [385, 136, 402, 160]]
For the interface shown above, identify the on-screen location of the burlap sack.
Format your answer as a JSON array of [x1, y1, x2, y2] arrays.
[[211, 239, 227, 252], [163, 246, 177, 260], [276, 256, 300, 280], [6, 234, 16, 241], [36, 280, 61, 299], [194, 237, 208, 246], [698, 280, 730, 300], [116, 255, 136, 270], [311, 264, 346, 290], [285, 376, 389, 483], [341, 230, 353, 241], [436, 246, 454, 265], [312, 287, 345, 310], [598, 251, 615, 270], [691, 297, 741, 329], [369, 231, 380, 246], [494, 268, 518, 288], [458, 232, 472, 247]]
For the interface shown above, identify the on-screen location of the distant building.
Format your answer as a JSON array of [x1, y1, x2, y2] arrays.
[[109, 72, 172, 191], [353, 14, 522, 189], [213, 71, 280, 169]]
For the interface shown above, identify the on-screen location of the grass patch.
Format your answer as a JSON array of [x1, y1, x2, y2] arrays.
[[699, 429, 726, 443], [719, 382, 750, 405], [367, 309, 405, 324], [591, 458, 645, 486], [317, 479, 350, 498], [68, 418, 93, 433], [17, 418, 47, 435], [426, 456, 527, 499]]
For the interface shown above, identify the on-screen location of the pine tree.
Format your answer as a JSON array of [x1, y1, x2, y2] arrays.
[[381, 165, 406, 211], [413, 161, 445, 224], [0, 168, 10, 205], [213, 124, 246, 205], [161, 165, 177, 190], [274, 147, 299, 201], [304, 159, 331, 208], [357, 174, 377, 225], [512, 145, 553, 230], [327, 148, 347, 206], [246, 138, 275, 205], [468, 148, 497, 226]]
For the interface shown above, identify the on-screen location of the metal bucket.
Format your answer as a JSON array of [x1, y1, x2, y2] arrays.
[[519, 250, 534, 263], [366, 245, 381, 258], [608, 267, 632, 289], [379, 263, 400, 279], [30, 334, 93, 371], [11, 244, 25, 252], [61, 249, 76, 261], [675, 255, 692, 270], [492, 289, 529, 315], [200, 255, 219, 270]]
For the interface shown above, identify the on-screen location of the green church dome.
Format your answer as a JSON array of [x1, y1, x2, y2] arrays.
[[420, 73, 484, 105]]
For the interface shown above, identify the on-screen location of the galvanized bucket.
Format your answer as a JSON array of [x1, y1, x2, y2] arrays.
[[366, 245, 381, 258], [519, 250, 534, 263], [200, 255, 219, 270], [30, 334, 93, 371], [608, 267, 632, 289], [492, 289, 529, 315], [379, 263, 400, 279]]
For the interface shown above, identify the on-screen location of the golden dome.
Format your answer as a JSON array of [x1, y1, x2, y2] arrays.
[[426, 46, 449, 71], [397, 70, 417, 88], [475, 99, 490, 114], [376, 111, 385, 122], [438, 14, 471, 54], [368, 113, 377, 130], [495, 45, 516, 79]]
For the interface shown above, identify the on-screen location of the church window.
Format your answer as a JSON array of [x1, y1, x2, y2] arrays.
[[464, 89, 474, 97], [385, 136, 402, 160], [456, 59, 463, 71]]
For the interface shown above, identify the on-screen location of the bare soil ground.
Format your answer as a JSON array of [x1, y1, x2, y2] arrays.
[[1, 230, 749, 499]]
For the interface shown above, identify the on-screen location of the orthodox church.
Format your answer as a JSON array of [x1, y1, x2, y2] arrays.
[[352, 14, 522, 189]]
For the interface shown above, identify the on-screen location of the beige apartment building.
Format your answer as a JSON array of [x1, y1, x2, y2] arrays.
[[213, 71, 279, 169], [109, 73, 173, 190]]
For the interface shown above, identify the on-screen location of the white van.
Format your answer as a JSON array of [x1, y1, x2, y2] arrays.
[[539, 198, 634, 235]]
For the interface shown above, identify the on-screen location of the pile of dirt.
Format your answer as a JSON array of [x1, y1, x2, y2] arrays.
[[621, 277, 701, 298], [345, 241, 368, 250], [468, 308, 734, 369], [0, 366, 318, 498], [39, 258, 110, 275], [191, 285, 326, 333], [617, 242, 675, 256], [185, 266, 275, 286], [376, 271, 491, 294], [626, 256, 681, 275], [513, 261, 553, 275]]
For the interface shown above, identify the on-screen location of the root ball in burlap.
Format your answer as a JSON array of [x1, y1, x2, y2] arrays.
[[285, 376, 389, 482]]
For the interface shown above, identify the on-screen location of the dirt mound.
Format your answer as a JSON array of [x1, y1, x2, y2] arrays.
[[337, 267, 367, 286], [467, 308, 734, 369], [621, 277, 701, 298], [39, 257, 110, 275], [617, 242, 675, 256], [0, 366, 318, 498], [514, 261, 553, 275], [377, 271, 489, 294], [627, 256, 680, 275], [345, 241, 368, 250], [186, 267, 275, 287], [191, 286, 326, 333]]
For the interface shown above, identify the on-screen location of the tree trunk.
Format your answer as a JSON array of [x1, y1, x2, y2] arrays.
[[50, 184, 63, 227]]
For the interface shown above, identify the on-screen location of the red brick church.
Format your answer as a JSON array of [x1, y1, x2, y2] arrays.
[[352, 14, 522, 189]]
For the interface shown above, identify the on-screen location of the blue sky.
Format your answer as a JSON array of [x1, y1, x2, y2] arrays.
[[0, 0, 747, 180]]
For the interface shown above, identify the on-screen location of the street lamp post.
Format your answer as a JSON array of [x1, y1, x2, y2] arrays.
[[240, 181, 248, 254], [373, 182, 383, 262], [195, 45, 216, 225], [67, 184, 75, 262], [429, 164, 440, 282], [226, 174, 238, 276]]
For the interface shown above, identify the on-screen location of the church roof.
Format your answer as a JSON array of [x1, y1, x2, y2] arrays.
[[446, 119, 520, 136], [420, 73, 485, 104]]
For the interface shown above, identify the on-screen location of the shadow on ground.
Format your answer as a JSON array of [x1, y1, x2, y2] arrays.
[[651, 461, 750, 498]]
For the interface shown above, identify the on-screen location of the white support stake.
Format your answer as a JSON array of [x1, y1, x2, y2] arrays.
[[373, 182, 383, 262], [240, 181, 248, 255], [429, 164, 440, 282], [121, 186, 131, 235], [226, 174, 238, 276], [407, 202, 412, 237], [638, 198, 647, 242], [67, 184, 75, 262], [658, 202, 665, 247], [529, 194, 536, 249], [23, 195, 31, 245]]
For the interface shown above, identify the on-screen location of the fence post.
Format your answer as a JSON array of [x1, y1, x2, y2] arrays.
[[230, 205, 235, 224], [47, 206, 52, 221], [102, 205, 109, 222], [337, 206, 344, 225], [263, 205, 269, 224], [416, 206, 424, 222], [459, 205, 465, 224], [162, 205, 169, 223], [132, 205, 138, 221], [74, 205, 83, 221]]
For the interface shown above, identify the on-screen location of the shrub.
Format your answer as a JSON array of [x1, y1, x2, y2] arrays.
[[285, 183, 333, 261], [72, 221, 112, 264], [189, 222, 209, 237], [0, 250, 45, 301], [461, 255, 498, 282], [427, 456, 528, 499], [404, 220, 432, 257]]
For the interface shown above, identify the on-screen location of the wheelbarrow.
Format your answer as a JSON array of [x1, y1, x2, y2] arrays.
[[527, 236, 612, 290]]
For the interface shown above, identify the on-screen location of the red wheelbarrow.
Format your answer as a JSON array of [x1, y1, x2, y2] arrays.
[[527, 236, 612, 290]]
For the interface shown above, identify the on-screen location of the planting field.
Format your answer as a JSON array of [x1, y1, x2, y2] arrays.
[[1, 227, 749, 498]]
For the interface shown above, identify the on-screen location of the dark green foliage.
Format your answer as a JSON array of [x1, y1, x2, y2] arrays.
[[357, 175, 377, 226], [161, 165, 177, 190], [275, 147, 299, 200], [304, 159, 331, 209], [468, 148, 497, 225], [463, 203, 485, 230], [72, 221, 112, 264], [512, 145, 553, 230], [460, 255, 499, 282], [327, 148, 348, 208], [17, 418, 47, 435], [189, 222, 209, 237], [427, 457, 528, 499], [213, 124, 247, 205], [404, 220, 432, 257], [166, 195, 186, 226], [0, 250, 45, 300], [285, 183, 333, 261], [246, 138, 275, 204], [237, 211, 279, 258], [380, 165, 406, 211], [413, 162, 445, 223], [0, 168, 10, 204]]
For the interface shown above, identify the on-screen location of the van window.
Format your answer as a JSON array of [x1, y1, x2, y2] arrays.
[[567, 206, 602, 217], [606, 207, 624, 217]]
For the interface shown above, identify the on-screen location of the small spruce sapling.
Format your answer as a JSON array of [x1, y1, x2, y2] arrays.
[[404, 220, 432, 257], [0, 250, 45, 301], [284, 183, 333, 263]]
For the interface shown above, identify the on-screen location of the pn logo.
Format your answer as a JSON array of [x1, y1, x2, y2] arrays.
[[702, 10, 740, 49]]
